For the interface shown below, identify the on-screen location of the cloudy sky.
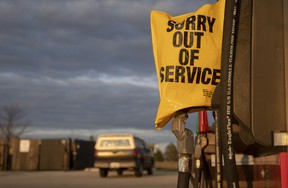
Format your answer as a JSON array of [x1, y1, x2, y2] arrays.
[[0, 0, 216, 146]]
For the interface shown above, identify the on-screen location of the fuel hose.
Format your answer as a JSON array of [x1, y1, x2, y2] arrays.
[[177, 171, 190, 188], [214, 110, 223, 188], [218, 0, 241, 187]]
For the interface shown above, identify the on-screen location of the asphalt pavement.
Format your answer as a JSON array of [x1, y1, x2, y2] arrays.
[[0, 170, 178, 188]]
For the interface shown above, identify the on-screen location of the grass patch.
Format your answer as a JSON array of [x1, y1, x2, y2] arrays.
[[155, 161, 178, 171]]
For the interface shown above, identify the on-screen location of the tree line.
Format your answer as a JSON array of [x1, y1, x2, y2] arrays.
[[154, 143, 178, 162]]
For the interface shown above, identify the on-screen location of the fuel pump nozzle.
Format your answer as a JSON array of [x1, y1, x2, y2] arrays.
[[171, 111, 194, 188]]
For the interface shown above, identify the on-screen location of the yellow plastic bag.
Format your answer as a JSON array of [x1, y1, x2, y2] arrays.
[[151, 0, 225, 129]]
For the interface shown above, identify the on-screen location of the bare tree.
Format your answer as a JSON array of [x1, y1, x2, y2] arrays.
[[0, 104, 30, 140]]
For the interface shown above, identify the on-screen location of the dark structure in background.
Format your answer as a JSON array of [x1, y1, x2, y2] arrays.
[[10, 139, 40, 171], [72, 139, 95, 170], [0, 139, 5, 170], [0, 138, 95, 171], [39, 139, 72, 171]]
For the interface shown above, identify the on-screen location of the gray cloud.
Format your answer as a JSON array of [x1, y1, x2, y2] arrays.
[[0, 0, 216, 143], [0, 73, 159, 129]]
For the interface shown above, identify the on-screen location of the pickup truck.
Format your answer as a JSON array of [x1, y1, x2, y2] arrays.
[[94, 134, 154, 177]]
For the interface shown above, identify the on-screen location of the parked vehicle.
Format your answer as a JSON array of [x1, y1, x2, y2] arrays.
[[94, 134, 154, 177]]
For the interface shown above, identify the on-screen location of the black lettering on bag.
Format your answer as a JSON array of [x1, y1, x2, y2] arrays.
[[165, 66, 174, 82], [197, 15, 206, 32], [167, 20, 176, 32], [160, 67, 165, 82], [173, 31, 182, 47], [201, 68, 212, 84], [196, 67, 202, 84], [185, 16, 196, 30], [207, 17, 216, 33], [179, 49, 189, 65], [175, 21, 185, 30], [212, 69, 221, 85], [175, 66, 185, 83], [187, 66, 197, 83]]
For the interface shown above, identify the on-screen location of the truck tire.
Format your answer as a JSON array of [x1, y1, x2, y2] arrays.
[[134, 161, 143, 177], [147, 166, 154, 175], [99, 168, 108, 178], [117, 169, 123, 176]]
